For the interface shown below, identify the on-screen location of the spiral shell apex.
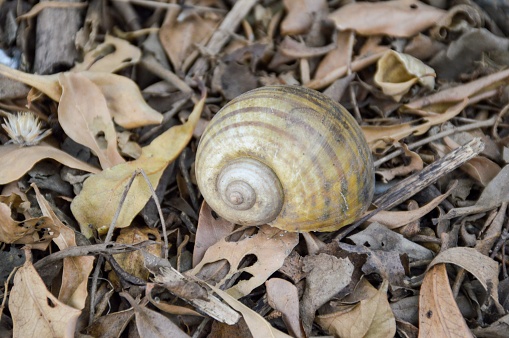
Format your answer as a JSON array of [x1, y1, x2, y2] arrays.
[[195, 85, 375, 232]]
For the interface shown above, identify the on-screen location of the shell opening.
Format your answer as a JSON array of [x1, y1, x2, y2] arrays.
[[216, 158, 284, 225]]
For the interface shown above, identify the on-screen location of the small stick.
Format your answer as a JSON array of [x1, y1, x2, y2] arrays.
[[139, 169, 169, 260], [335, 138, 485, 240], [374, 116, 496, 167]]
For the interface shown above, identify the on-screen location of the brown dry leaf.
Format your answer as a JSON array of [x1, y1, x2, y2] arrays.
[[0, 193, 54, 245], [349, 223, 434, 261], [193, 202, 235, 267], [376, 144, 423, 182], [82, 71, 163, 129], [419, 264, 473, 338], [439, 165, 509, 221], [368, 184, 454, 229], [0, 65, 162, 128], [120, 292, 190, 338], [441, 137, 501, 186], [10, 248, 82, 338], [33, 184, 94, 310], [281, 0, 327, 35], [300, 253, 354, 333], [266, 278, 305, 338], [374, 50, 435, 102], [73, 35, 141, 72], [71, 94, 205, 238], [329, 0, 446, 38], [109, 224, 161, 284], [405, 68, 509, 111], [146, 283, 203, 318], [117, 130, 142, 159], [363, 99, 468, 151], [314, 31, 351, 80], [59, 72, 125, 169], [427, 247, 500, 308], [84, 308, 134, 338], [190, 224, 298, 299], [316, 280, 396, 338], [0, 144, 99, 185], [207, 283, 292, 338], [0, 63, 61, 101], [159, 6, 219, 72]]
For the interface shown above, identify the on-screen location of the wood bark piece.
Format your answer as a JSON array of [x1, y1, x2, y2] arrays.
[[34, 0, 84, 74]]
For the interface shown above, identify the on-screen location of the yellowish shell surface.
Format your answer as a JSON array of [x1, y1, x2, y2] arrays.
[[196, 85, 374, 232]]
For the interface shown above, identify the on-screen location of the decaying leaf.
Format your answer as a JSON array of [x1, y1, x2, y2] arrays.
[[266, 278, 305, 338], [375, 144, 423, 182], [328, 0, 446, 37], [193, 202, 235, 267], [73, 34, 141, 72], [374, 50, 435, 102], [33, 184, 94, 310], [419, 264, 474, 337], [189, 224, 299, 299], [439, 165, 509, 221], [71, 94, 205, 238], [280, 0, 327, 35], [300, 253, 354, 333], [120, 292, 191, 338], [58, 72, 125, 169], [348, 223, 434, 261], [0, 143, 100, 185], [10, 248, 82, 338], [207, 282, 292, 338], [316, 280, 396, 338], [84, 308, 134, 338]]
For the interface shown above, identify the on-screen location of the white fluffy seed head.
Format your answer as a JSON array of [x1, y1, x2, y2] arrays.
[[2, 112, 51, 146]]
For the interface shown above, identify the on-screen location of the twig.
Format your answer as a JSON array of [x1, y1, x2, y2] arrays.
[[0, 267, 18, 319], [374, 116, 496, 167], [139, 168, 169, 260], [89, 170, 139, 325], [335, 138, 485, 240], [112, 0, 227, 14], [140, 54, 193, 94]]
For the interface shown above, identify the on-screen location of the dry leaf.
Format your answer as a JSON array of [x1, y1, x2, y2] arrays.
[[193, 202, 235, 267], [316, 280, 396, 338], [81, 71, 163, 129], [0, 143, 99, 185], [419, 264, 474, 338], [427, 247, 500, 308], [363, 99, 468, 151], [33, 184, 94, 310], [374, 50, 435, 102], [73, 35, 141, 72], [10, 248, 81, 338], [439, 165, 509, 221], [376, 144, 423, 182], [349, 223, 433, 261], [109, 224, 161, 284], [300, 253, 354, 334], [160, 6, 219, 72], [368, 184, 454, 229], [0, 193, 54, 245], [266, 278, 305, 338], [281, 0, 327, 35], [329, 0, 446, 38], [84, 308, 134, 338], [71, 94, 204, 238], [207, 283, 292, 338], [189, 224, 299, 299], [146, 283, 203, 318], [121, 292, 190, 338], [0, 65, 162, 128], [58, 72, 125, 169]]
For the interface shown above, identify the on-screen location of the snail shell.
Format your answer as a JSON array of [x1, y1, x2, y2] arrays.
[[195, 85, 374, 232]]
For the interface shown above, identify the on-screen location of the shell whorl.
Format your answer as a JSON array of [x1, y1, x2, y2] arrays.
[[215, 158, 284, 225], [195, 85, 375, 232]]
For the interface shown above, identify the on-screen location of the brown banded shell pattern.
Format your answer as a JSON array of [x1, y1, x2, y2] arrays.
[[195, 85, 375, 232]]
